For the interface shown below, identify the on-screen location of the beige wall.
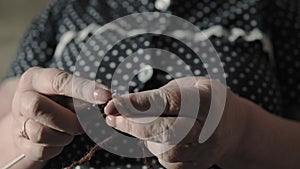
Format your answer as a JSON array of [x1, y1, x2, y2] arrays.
[[0, 0, 51, 79]]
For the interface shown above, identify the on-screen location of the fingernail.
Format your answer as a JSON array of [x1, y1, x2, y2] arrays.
[[104, 100, 119, 115], [106, 115, 116, 127], [94, 89, 111, 103]]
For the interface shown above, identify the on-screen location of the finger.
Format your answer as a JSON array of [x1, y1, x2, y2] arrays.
[[49, 96, 93, 112], [16, 136, 64, 161], [18, 91, 83, 135], [106, 116, 201, 144], [19, 67, 111, 104], [159, 158, 215, 169], [26, 119, 74, 146], [162, 76, 211, 88], [104, 87, 200, 118], [158, 159, 198, 169], [146, 141, 196, 163], [104, 89, 167, 116]]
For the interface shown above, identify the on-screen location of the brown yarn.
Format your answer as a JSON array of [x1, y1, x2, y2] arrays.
[[67, 134, 116, 169], [67, 102, 155, 169], [67, 135, 155, 169]]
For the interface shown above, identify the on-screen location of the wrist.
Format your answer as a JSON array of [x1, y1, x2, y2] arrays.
[[217, 95, 253, 168]]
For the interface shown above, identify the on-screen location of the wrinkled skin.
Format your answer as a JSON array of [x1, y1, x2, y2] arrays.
[[105, 77, 248, 169], [11, 67, 111, 161]]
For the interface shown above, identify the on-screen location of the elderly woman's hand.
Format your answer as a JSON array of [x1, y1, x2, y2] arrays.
[[11, 67, 111, 161], [104, 77, 248, 169]]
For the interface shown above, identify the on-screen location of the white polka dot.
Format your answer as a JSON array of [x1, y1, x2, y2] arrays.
[[212, 68, 219, 73], [123, 74, 130, 80], [106, 73, 112, 79], [144, 54, 151, 60], [112, 50, 119, 56], [125, 62, 133, 69], [144, 41, 150, 47], [109, 62, 116, 68]]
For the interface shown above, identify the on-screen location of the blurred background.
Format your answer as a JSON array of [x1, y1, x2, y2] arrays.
[[0, 0, 51, 78]]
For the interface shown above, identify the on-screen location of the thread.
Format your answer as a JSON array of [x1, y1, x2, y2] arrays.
[[67, 134, 116, 169]]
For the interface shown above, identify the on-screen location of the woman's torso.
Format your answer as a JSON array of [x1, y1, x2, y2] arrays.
[[7, 0, 300, 168]]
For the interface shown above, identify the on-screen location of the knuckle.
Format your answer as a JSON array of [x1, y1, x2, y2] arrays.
[[161, 88, 180, 114], [73, 79, 92, 101], [153, 119, 173, 143], [20, 67, 40, 84], [24, 94, 42, 118], [195, 78, 215, 93], [52, 71, 71, 94]]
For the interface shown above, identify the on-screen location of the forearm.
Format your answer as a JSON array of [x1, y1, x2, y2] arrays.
[[0, 79, 46, 169], [223, 98, 300, 169]]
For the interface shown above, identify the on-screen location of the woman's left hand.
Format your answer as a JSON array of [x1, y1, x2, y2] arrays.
[[104, 77, 249, 169]]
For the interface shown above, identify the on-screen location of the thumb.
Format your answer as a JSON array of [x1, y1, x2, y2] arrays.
[[104, 86, 201, 118], [104, 89, 169, 117]]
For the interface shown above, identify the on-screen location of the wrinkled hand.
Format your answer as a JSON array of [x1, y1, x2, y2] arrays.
[[104, 77, 248, 169], [11, 67, 111, 161]]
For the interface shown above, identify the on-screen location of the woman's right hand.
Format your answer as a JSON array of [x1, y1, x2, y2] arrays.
[[10, 67, 111, 163]]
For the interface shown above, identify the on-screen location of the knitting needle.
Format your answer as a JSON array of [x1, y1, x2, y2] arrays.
[[2, 154, 25, 169]]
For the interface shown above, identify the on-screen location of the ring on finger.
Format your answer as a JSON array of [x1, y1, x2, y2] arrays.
[[20, 119, 30, 140]]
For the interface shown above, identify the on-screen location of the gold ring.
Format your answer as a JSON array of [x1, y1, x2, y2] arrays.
[[20, 119, 30, 140]]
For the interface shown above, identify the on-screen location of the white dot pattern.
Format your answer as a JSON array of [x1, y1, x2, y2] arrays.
[[5, 0, 300, 168]]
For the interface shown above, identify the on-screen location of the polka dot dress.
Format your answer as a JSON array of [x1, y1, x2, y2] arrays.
[[5, 0, 300, 168]]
